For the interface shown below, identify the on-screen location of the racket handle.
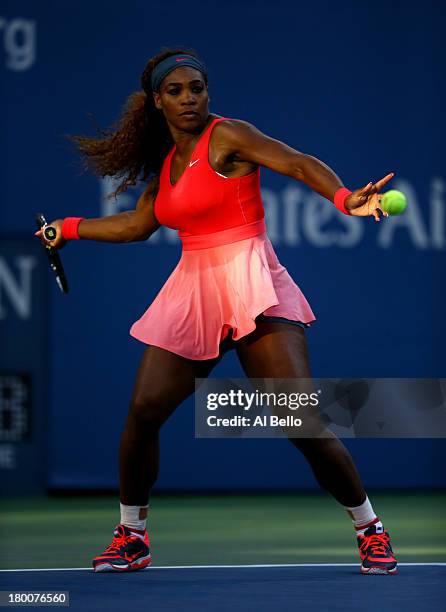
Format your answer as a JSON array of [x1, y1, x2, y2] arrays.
[[36, 213, 57, 242], [44, 226, 57, 241]]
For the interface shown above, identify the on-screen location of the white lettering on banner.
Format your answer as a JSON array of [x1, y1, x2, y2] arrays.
[[0, 17, 36, 71], [99, 176, 445, 250], [282, 184, 302, 245], [0, 445, 16, 469], [261, 188, 280, 243], [431, 178, 445, 249], [0, 376, 30, 442], [0, 256, 36, 319], [303, 193, 335, 247], [304, 191, 363, 248]]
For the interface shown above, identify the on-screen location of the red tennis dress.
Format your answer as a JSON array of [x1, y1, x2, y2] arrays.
[[130, 116, 316, 359]]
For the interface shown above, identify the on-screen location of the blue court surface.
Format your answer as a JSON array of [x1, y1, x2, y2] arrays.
[[1, 564, 445, 611]]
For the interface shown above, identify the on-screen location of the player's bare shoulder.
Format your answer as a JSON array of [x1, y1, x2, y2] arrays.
[[211, 119, 260, 161], [211, 118, 260, 151]]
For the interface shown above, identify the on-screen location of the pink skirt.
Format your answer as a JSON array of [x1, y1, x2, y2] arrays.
[[130, 222, 316, 360]]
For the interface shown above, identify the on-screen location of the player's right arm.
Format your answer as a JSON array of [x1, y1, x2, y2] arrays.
[[35, 177, 161, 248]]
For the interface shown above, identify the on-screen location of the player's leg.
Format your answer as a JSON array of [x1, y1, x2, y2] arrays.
[[93, 336, 232, 572], [235, 320, 365, 503], [120, 342, 227, 507], [235, 319, 397, 574]]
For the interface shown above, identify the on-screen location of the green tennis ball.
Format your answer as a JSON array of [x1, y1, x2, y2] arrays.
[[381, 190, 407, 215]]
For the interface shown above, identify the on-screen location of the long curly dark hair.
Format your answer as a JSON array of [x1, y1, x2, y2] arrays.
[[69, 47, 207, 198]]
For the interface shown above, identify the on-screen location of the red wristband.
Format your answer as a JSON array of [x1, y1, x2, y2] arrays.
[[333, 187, 352, 215], [61, 217, 85, 240]]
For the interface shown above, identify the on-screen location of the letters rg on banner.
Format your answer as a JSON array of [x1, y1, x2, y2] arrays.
[[0, 17, 36, 71]]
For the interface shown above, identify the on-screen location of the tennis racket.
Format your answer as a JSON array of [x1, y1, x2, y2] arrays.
[[35, 213, 69, 294]]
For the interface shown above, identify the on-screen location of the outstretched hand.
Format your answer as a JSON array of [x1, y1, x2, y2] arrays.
[[345, 173, 395, 221], [34, 218, 67, 249]]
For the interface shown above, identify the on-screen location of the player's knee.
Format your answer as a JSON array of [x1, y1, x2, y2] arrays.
[[291, 434, 342, 456], [128, 393, 169, 431]]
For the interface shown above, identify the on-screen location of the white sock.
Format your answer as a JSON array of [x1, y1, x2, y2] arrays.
[[344, 496, 383, 534], [120, 503, 148, 535]]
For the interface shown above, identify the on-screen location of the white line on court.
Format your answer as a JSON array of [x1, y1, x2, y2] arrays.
[[0, 563, 445, 572]]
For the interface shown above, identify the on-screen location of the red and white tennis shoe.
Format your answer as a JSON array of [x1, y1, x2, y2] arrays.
[[92, 524, 151, 573], [357, 524, 398, 574]]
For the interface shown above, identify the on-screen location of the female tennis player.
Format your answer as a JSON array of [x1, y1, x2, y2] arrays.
[[35, 48, 397, 575]]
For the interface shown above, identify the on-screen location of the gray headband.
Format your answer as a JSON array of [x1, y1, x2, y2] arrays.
[[151, 54, 207, 92]]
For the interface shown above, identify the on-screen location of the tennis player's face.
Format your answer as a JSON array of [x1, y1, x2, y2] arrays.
[[153, 66, 209, 129]]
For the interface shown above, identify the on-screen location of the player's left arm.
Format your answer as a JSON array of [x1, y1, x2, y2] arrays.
[[219, 119, 394, 221]]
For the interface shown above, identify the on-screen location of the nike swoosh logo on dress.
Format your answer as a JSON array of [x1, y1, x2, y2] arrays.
[[189, 159, 200, 167]]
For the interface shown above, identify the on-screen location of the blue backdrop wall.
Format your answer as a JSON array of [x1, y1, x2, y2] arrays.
[[1, 0, 445, 491]]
